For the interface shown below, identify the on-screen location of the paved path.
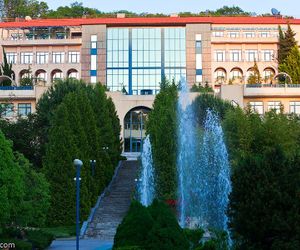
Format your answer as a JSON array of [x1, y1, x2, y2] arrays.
[[48, 238, 113, 250]]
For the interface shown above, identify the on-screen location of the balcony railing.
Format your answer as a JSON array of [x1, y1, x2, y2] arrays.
[[0, 86, 34, 90], [245, 84, 300, 88]]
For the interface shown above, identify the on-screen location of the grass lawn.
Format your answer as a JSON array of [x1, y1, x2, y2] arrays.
[[42, 225, 77, 238]]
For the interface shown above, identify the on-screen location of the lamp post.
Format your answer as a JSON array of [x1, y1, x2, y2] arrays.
[[90, 160, 96, 177], [73, 159, 83, 250]]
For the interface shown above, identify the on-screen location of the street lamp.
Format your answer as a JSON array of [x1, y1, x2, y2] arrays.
[[73, 159, 83, 250], [90, 160, 96, 177]]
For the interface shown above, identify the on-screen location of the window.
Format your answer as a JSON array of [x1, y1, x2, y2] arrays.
[[230, 50, 241, 62], [260, 32, 269, 38], [262, 50, 273, 62], [91, 35, 97, 49], [249, 101, 264, 114], [68, 51, 80, 63], [244, 32, 255, 38], [268, 101, 281, 113], [263, 69, 274, 80], [290, 101, 300, 114], [195, 41, 202, 54], [107, 27, 186, 94], [36, 52, 49, 64], [229, 32, 239, 38], [52, 52, 65, 64], [18, 103, 31, 116], [246, 50, 258, 62], [231, 69, 243, 80], [1, 103, 14, 117], [215, 50, 225, 62], [214, 69, 226, 84], [20, 52, 33, 64], [6, 52, 17, 64], [213, 31, 224, 37]]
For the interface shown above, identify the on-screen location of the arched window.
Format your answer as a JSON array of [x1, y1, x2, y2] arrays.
[[230, 68, 243, 83], [214, 68, 227, 84], [124, 107, 151, 152], [51, 69, 63, 83], [67, 69, 79, 79]]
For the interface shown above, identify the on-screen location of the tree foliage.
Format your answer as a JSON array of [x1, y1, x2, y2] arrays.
[[43, 82, 121, 225], [247, 60, 262, 84], [146, 80, 178, 199], [279, 45, 300, 84], [0, 48, 14, 86], [223, 109, 300, 249], [278, 24, 297, 64], [0, 130, 49, 228], [113, 200, 189, 250], [2, 0, 49, 18]]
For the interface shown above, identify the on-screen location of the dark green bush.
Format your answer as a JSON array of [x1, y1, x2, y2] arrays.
[[114, 200, 190, 250], [146, 200, 189, 250], [26, 229, 54, 249], [113, 201, 154, 249], [183, 228, 204, 249]]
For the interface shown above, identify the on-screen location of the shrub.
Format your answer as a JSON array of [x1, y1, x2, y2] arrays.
[[26, 229, 54, 249], [113, 201, 154, 249], [183, 228, 204, 249], [114, 200, 190, 250]]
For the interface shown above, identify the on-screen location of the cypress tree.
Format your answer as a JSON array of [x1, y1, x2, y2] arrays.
[[43, 103, 80, 225], [278, 24, 297, 64], [279, 45, 300, 84]]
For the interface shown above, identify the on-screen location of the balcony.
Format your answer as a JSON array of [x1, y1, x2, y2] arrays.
[[211, 35, 278, 44], [0, 85, 47, 99], [0, 37, 82, 46], [244, 84, 300, 97]]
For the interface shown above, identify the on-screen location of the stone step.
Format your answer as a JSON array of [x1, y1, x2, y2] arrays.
[[84, 160, 139, 240]]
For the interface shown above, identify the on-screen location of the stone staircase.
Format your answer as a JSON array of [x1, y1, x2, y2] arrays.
[[84, 160, 139, 241]]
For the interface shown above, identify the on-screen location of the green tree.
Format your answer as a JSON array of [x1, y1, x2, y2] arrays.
[[46, 1, 97, 18], [146, 80, 178, 199], [228, 148, 300, 249], [3, 0, 48, 18], [0, 130, 24, 227], [214, 5, 250, 16], [247, 60, 262, 84], [0, 48, 14, 86], [34, 79, 86, 167], [14, 152, 50, 227], [43, 85, 121, 225], [0, 114, 39, 167], [278, 24, 297, 64], [279, 45, 300, 84]]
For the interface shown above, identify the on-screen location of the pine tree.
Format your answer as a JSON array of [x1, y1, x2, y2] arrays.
[[278, 24, 297, 64], [279, 45, 300, 84]]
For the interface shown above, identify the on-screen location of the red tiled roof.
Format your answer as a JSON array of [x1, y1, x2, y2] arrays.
[[1, 16, 300, 28]]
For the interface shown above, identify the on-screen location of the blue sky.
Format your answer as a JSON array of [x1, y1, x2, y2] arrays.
[[46, 0, 300, 18]]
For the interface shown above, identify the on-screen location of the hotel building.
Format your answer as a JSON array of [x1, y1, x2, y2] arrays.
[[1, 15, 300, 151]]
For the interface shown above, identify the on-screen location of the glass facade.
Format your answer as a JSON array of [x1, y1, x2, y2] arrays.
[[106, 27, 186, 95]]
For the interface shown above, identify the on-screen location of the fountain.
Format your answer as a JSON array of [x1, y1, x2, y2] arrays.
[[138, 135, 155, 207], [177, 78, 232, 236]]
